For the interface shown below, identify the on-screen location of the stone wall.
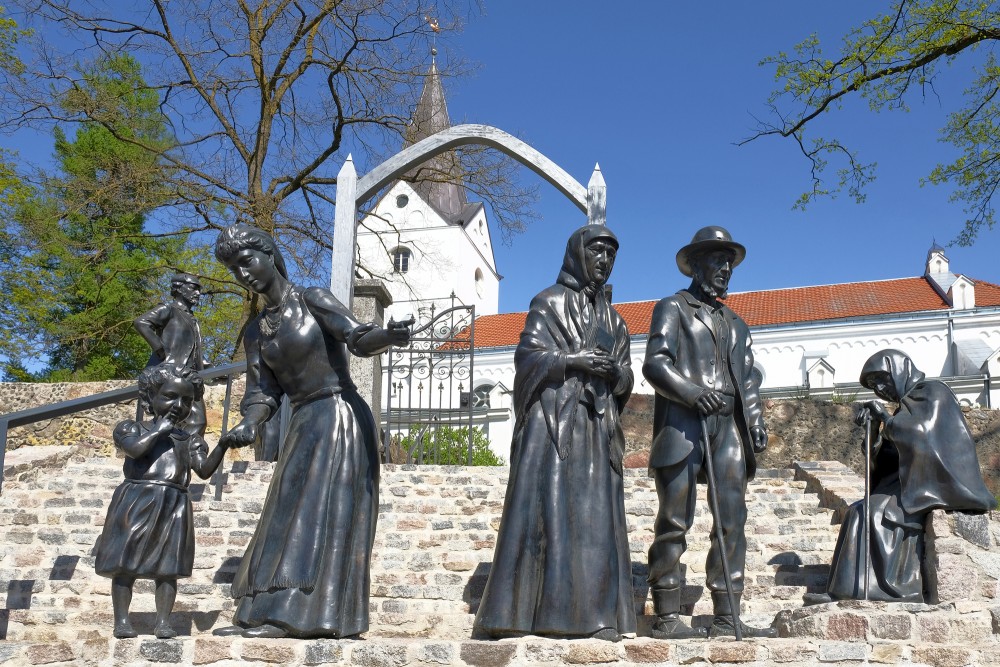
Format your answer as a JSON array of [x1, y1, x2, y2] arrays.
[[0, 378, 245, 453], [6, 380, 1000, 498], [621, 395, 1000, 497]]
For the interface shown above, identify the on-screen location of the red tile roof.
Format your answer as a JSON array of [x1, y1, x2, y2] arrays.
[[472, 276, 1000, 350]]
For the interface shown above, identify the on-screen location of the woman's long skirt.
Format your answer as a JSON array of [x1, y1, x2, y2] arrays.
[[474, 399, 635, 638], [231, 390, 380, 638]]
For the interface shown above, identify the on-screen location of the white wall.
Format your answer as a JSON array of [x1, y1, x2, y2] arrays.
[[357, 182, 499, 326], [432, 307, 1000, 451]]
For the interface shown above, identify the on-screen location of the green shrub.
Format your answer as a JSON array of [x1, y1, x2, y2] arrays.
[[398, 425, 504, 466]]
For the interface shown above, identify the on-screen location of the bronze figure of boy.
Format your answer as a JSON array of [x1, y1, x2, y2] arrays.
[[134, 273, 208, 437]]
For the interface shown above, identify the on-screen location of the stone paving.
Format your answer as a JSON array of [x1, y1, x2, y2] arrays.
[[0, 454, 997, 665]]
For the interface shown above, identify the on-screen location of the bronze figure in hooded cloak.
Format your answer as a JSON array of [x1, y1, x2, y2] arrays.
[[474, 224, 635, 642], [824, 349, 996, 602]]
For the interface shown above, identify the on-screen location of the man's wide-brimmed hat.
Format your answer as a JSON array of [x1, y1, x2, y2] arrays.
[[675, 226, 746, 277], [171, 273, 202, 288]]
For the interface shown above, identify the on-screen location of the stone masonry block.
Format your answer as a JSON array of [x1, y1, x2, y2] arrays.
[[970, 550, 1000, 582], [768, 642, 811, 663], [459, 642, 516, 667], [912, 646, 974, 667], [79, 638, 110, 663], [774, 608, 822, 638], [947, 614, 992, 643], [418, 643, 453, 665], [933, 553, 980, 604], [817, 641, 867, 662], [304, 640, 344, 665], [623, 640, 672, 664], [707, 641, 761, 663], [869, 644, 904, 664], [917, 615, 951, 643], [524, 640, 569, 663], [138, 639, 184, 663], [953, 512, 992, 548], [564, 641, 623, 664], [825, 612, 868, 640], [192, 638, 233, 665], [112, 637, 140, 663], [240, 640, 297, 664], [26, 642, 74, 665], [0, 644, 23, 663], [671, 641, 707, 665], [352, 642, 411, 667], [869, 614, 912, 640]]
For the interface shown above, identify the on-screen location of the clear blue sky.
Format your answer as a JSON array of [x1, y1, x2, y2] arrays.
[[428, 2, 996, 313], [5, 2, 995, 316]]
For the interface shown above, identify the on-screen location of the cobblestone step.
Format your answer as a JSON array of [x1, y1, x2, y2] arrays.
[[3, 456, 997, 664], [0, 460, 841, 635], [1, 628, 997, 666]]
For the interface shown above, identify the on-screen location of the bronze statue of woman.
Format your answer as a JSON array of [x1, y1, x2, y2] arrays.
[[814, 349, 996, 603], [474, 224, 635, 642], [213, 223, 409, 638]]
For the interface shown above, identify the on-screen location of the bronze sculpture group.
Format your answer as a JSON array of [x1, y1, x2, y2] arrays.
[[95, 221, 995, 642]]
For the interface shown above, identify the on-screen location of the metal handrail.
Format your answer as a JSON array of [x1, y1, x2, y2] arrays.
[[0, 361, 247, 494]]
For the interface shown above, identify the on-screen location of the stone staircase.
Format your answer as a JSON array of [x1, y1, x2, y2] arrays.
[[0, 454, 997, 666]]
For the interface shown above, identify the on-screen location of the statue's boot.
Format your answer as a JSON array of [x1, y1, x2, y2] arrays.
[[709, 591, 777, 639], [649, 587, 707, 639]]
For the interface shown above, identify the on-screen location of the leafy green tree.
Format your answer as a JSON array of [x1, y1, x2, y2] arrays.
[[0, 4, 28, 75], [745, 0, 1000, 244], [0, 54, 190, 381]]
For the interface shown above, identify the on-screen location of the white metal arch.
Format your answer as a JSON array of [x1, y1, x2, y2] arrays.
[[331, 124, 606, 305]]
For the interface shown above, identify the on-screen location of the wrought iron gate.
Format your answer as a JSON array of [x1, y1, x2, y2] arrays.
[[383, 302, 476, 464]]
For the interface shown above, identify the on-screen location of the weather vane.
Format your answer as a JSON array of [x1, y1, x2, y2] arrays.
[[425, 14, 440, 60]]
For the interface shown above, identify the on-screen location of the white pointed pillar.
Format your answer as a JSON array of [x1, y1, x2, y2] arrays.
[[331, 155, 358, 306], [587, 163, 606, 226]]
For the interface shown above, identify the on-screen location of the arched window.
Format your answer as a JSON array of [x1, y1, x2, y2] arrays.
[[475, 268, 484, 297], [392, 247, 411, 273], [472, 383, 492, 409]]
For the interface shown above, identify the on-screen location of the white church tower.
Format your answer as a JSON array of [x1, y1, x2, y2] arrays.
[[356, 57, 500, 324]]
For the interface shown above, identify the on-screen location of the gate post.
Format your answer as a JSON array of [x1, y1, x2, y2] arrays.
[[331, 155, 358, 306], [350, 279, 393, 423]]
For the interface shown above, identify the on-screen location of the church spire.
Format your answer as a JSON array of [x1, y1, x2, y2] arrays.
[[403, 54, 468, 221]]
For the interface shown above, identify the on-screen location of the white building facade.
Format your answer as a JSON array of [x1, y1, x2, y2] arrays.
[[358, 61, 1000, 460], [461, 248, 1000, 457], [357, 180, 499, 325]]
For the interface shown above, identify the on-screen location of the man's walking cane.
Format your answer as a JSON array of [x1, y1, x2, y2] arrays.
[[862, 409, 872, 600], [700, 414, 743, 641]]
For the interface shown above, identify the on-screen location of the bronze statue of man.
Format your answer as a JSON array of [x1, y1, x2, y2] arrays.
[[643, 226, 775, 639], [134, 273, 207, 437]]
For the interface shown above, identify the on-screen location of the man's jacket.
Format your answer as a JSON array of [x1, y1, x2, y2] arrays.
[[642, 290, 764, 479]]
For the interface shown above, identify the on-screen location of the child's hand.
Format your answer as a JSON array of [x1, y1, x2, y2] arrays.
[[152, 416, 176, 434], [189, 437, 208, 457]]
